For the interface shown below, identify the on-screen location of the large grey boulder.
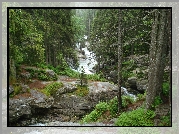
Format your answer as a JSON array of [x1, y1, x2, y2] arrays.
[[87, 82, 119, 107]]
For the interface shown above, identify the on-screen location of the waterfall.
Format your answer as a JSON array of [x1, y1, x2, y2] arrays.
[[74, 41, 97, 74], [121, 87, 137, 101]]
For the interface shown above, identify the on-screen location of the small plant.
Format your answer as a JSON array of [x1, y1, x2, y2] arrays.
[[136, 92, 146, 101], [74, 85, 89, 97], [159, 115, 170, 126], [122, 95, 134, 108], [115, 108, 155, 126], [81, 102, 108, 124], [95, 102, 108, 113], [152, 96, 163, 109], [108, 96, 118, 117], [162, 82, 169, 96], [42, 82, 63, 96]]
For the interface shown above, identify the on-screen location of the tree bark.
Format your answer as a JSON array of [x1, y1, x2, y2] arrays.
[[146, 9, 170, 109]]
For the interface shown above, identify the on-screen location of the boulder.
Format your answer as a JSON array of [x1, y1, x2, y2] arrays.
[[45, 69, 57, 80], [127, 77, 137, 87], [9, 98, 33, 123], [136, 79, 148, 92], [87, 82, 119, 107], [55, 84, 77, 96], [30, 89, 54, 108]]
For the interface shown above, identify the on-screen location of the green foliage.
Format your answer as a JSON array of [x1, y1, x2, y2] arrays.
[[152, 96, 163, 108], [23, 44, 45, 66], [42, 82, 63, 96], [115, 108, 155, 126], [162, 82, 169, 96], [73, 85, 89, 97], [159, 115, 170, 126], [122, 95, 135, 108], [136, 92, 146, 101], [87, 73, 107, 81], [81, 109, 102, 123], [24, 67, 57, 81], [108, 96, 118, 117], [9, 84, 24, 97], [95, 102, 108, 113], [81, 101, 108, 123]]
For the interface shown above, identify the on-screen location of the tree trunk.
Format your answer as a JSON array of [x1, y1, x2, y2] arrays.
[[146, 9, 169, 109], [118, 9, 122, 111]]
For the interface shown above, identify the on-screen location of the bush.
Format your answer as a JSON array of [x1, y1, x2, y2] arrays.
[[81, 102, 108, 123], [42, 82, 63, 96], [115, 108, 155, 126], [108, 96, 118, 117], [162, 82, 169, 96], [73, 85, 89, 97], [122, 95, 135, 108], [152, 96, 163, 109], [95, 102, 108, 113]]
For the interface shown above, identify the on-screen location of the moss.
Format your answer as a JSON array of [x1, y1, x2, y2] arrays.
[[72, 85, 89, 97], [41, 82, 63, 96]]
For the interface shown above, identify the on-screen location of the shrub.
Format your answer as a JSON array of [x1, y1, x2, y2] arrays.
[[115, 108, 155, 126], [81, 102, 108, 124], [108, 96, 118, 117], [122, 95, 135, 108], [95, 102, 108, 113], [81, 110, 101, 123], [159, 115, 170, 126], [162, 82, 169, 96], [73, 85, 89, 97], [152, 96, 163, 109], [42, 82, 63, 96]]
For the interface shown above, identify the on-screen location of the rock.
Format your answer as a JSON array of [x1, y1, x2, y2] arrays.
[[56, 84, 77, 96], [45, 69, 57, 80], [9, 85, 14, 94], [127, 77, 137, 87], [136, 79, 148, 92], [9, 98, 33, 123], [20, 84, 30, 93], [30, 89, 54, 108], [20, 72, 31, 79], [87, 82, 119, 107], [109, 70, 118, 83]]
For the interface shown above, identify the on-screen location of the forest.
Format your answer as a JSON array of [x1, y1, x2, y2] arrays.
[[9, 8, 171, 126]]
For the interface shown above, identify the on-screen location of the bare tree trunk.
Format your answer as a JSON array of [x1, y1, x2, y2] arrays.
[[146, 9, 169, 110], [118, 9, 122, 111]]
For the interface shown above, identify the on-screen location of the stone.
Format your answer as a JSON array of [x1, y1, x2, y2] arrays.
[[9, 98, 33, 123], [127, 77, 137, 86], [9, 85, 14, 94], [30, 89, 54, 108], [136, 79, 148, 92], [55, 84, 77, 96], [20, 84, 30, 93], [46, 69, 57, 80]]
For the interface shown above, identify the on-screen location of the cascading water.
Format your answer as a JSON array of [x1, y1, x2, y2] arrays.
[[121, 87, 137, 101]]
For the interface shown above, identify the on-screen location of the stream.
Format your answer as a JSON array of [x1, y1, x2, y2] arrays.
[[30, 38, 137, 127]]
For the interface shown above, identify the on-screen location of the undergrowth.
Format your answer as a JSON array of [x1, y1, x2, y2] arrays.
[[41, 82, 63, 96]]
